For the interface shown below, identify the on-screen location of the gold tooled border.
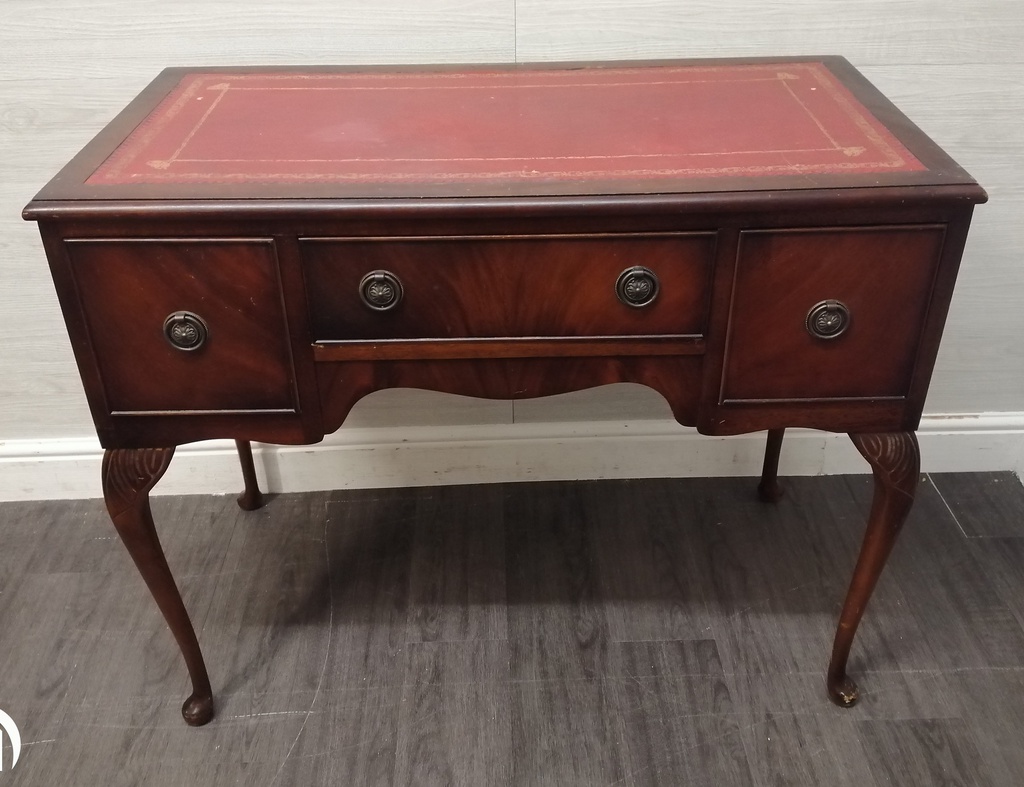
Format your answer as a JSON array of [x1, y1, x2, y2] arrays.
[[90, 63, 924, 184]]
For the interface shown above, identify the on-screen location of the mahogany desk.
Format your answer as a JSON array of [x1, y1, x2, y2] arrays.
[[24, 58, 986, 726]]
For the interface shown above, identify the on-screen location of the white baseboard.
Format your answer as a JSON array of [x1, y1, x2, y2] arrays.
[[1, 413, 1023, 502]]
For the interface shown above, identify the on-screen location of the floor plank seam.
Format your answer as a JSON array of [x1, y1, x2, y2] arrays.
[[268, 508, 334, 786], [871, 665, 1024, 676], [7, 477, 1024, 784], [927, 472, 972, 539]]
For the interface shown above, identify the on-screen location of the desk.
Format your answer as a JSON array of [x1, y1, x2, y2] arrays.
[[24, 58, 986, 726]]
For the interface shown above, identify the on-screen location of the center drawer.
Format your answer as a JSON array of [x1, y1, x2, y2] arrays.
[[301, 234, 715, 343]]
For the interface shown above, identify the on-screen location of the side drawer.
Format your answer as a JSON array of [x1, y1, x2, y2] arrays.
[[301, 233, 715, 342], [721, 225, 947, 403], [66, 238, 297, 414]]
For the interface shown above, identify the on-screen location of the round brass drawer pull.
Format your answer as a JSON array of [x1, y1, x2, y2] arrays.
[[615, 265, 660, 308], [806, 299, 851, 340], [359, 270, 403, 312], [163, 311, 208, 351]]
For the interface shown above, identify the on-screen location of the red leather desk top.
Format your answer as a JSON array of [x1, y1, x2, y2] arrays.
[[87, 62, 924, 192]]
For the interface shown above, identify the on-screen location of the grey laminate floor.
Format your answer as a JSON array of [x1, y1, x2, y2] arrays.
[[2, 472, 1024, 785]]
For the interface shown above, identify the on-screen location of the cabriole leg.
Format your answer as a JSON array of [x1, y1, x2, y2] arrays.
[[102, 447, 214, 726], [827, 431, 919, 707], [758, 428, 786, 502], [234, 440, 265, 511]]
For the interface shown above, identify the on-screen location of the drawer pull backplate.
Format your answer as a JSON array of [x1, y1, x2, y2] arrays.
[[359, 270, 404, 311], [615, 265, 660, 308], [163, 311, 209, 351], [806, 299, 851, 340]]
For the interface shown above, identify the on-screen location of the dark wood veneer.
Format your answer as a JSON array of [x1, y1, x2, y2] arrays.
[[722, 225, 946, 403], [65, 238, 298, 414], [302, 233, 715, 342], [24, 58, 986, 725]]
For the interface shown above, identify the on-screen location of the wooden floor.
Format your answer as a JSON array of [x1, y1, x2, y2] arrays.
[[2, 471, 1024, 785]]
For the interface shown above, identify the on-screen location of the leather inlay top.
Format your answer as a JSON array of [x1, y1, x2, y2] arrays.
[[88, 63, 925, 187]]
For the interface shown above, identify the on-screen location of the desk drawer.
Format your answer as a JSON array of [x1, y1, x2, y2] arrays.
[[301, 234, 715, 343], [721, 225, 947, 403], [66, 238, 297, 414]]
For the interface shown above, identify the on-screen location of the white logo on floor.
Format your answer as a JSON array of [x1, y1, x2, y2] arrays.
[[0, 709, 20, 771]]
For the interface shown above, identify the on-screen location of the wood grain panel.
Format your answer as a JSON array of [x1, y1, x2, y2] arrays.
[[4, 0, 1024, 458], [394, 641, 512, 786], [316, 356, 704, 434], [615, 672, 755, 786], [1, 0, 515, 442], [858, 719, 994, 785], [5, 473, 1024, 783], [722, 225, 946, 403], [887, 481, 1024, 672], [66, 238, 297, 413], [515, 0, 1023, 66], [511, 382, 675, 423], [948, 669, 1024, 786], [406, 486, 507, 643], [303, 234, 714, 341], [343, 388, 512, 429], [2, 1, 515, 79], [905, 63, 1024, 422], [930, 472, 1024, 538], [505, 481, 612, 681]]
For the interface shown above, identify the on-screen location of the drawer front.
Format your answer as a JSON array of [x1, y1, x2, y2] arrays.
[[721, 225, 947, 403], [66, 238, 297, 413], [301, 234, 715, 342]]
